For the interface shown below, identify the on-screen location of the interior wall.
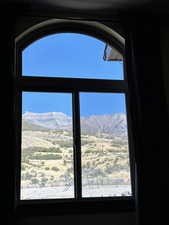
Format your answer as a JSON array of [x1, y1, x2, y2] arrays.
[[16, 212, 136, 225], [160, 23, 169, 224], [160, 24, 169, 116], [127, 19, 169, 225]]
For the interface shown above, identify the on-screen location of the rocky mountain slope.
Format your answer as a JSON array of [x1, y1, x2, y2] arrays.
[[22, 112, 128, 136]]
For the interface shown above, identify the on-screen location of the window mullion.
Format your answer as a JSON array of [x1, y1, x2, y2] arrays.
[[72, 91, 82, 199]]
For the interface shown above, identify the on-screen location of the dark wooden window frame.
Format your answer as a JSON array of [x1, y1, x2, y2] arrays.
[[14, 20, 135, 215]]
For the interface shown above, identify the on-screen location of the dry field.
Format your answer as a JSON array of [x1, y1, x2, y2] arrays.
[[21, 129, 131, 197]]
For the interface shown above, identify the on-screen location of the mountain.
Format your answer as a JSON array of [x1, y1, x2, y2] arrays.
[[22, 112, 72, 130], [22, 112, 127, 136], [81, 113, 127, 136], [22, 120, 50, 131]]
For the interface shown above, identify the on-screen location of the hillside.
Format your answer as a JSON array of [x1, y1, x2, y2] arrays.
[[22, 120, 50, 131], [21, 113, 131, 199]]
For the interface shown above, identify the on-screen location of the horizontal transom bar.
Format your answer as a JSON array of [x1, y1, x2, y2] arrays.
[[16, 76, 127, 93]]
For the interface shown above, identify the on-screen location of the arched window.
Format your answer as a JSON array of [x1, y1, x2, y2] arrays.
[[15, 19, 134, 211]]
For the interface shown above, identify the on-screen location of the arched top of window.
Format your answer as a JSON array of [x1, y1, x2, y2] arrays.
[[22, 33, 123, 80], [16, 19, 125, 80]]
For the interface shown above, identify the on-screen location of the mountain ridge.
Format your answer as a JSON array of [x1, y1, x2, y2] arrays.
[[22, 111, 127, 136]]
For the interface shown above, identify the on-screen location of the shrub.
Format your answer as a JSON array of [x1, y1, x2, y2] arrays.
[[24, 172, 33, 180], [21, 164, 26, 171], [22, 147, 62, 159], [51, 166, 59, 172], [84, 150, 92, 154], [58, 141, 73, 148], [41, 147, 62, 153], [30, 153, 62, 160], [85, 161, 91, 168], [40, 177, 48, 187], [108, 148, 115, 153], [50, 176, 54, 180], [31, 178, 39, 185]]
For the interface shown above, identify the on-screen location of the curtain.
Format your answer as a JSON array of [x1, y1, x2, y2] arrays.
[[124, 19, 168, 225]]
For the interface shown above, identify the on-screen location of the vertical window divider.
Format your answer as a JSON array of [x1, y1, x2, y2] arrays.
[[72, 91, 82, 199]]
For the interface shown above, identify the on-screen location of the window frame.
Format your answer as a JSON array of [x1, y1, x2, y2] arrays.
[[14, 19, 135, 215]]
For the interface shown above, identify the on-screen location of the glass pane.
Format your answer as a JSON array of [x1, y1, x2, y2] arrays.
[[22, 33, 123, 80], [80, 93, 132, 197], [21, 92, 74, 200]]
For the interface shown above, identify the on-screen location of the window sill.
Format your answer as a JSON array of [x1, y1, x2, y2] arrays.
[[16, 197, 135, 216]]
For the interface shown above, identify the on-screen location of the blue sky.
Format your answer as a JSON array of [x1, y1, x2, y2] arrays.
[[22, 92, 126, 117], [22, 33, 126, 116]]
